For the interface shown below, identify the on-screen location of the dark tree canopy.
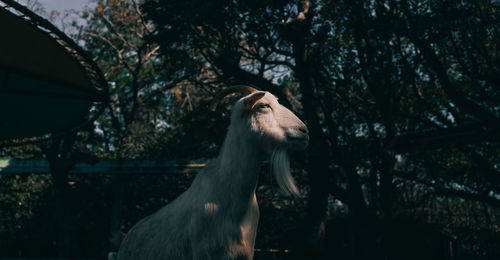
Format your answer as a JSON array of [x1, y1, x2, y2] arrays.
[[141, 0, 500, 258], [1, 0, 499, 259]]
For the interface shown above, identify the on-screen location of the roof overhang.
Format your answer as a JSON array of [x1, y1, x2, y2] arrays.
[[0, 1, 107, 145]]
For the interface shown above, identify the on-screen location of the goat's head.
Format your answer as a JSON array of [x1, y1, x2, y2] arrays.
[[212, 85, 309, 152], [212, 85, 309, 196]]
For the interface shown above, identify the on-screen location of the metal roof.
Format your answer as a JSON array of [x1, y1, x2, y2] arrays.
[[0, 0, 108, 146]]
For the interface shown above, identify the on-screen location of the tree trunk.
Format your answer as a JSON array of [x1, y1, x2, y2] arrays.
[[109, 174, 125, 253], [46, 135, 77, 259], [288, 2, 332, 257]]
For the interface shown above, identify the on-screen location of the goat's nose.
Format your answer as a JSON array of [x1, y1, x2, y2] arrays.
[[298, 125, 308, 134]]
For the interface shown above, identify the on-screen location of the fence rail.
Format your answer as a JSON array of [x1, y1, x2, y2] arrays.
[[0, 158, 206, 175]]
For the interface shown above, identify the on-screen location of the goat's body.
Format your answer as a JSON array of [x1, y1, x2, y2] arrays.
[[118, 132, 262, 260], [117, 89, 308, 260]]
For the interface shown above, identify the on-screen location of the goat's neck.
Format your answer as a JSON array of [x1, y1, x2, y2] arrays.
[[215, 128, 264, 200]]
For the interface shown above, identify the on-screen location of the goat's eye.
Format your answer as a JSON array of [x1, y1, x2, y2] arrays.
[[257, 103, 271, 110]]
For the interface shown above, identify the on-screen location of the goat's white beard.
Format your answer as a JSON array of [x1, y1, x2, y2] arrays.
[[270, 148, 301, 197]]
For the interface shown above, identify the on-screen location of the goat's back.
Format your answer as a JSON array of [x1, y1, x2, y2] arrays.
[[116, 198, 193, 260]]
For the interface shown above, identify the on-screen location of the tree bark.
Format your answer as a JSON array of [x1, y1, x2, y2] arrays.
[[45, 134, 77, 259], [283, 1, 332, 258]]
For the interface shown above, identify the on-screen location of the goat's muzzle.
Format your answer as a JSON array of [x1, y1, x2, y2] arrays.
[[285, 124, 309, 151]]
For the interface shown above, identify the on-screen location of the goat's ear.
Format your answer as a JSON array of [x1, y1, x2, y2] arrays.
[[244, 92, 266, 111]]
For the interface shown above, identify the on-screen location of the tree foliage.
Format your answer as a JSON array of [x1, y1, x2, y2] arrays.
[[1, 0, 499, 259], [140, 0, 500, 258]]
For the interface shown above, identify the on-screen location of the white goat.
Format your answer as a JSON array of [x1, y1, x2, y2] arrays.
[[117, 86, 309, 260]]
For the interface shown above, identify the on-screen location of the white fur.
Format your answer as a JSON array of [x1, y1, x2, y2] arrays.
[[271, 148, 300, 197], [117, 91, 308, 260]]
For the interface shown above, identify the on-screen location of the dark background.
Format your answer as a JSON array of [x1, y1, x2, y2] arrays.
[[1, 0, 499, 259]]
